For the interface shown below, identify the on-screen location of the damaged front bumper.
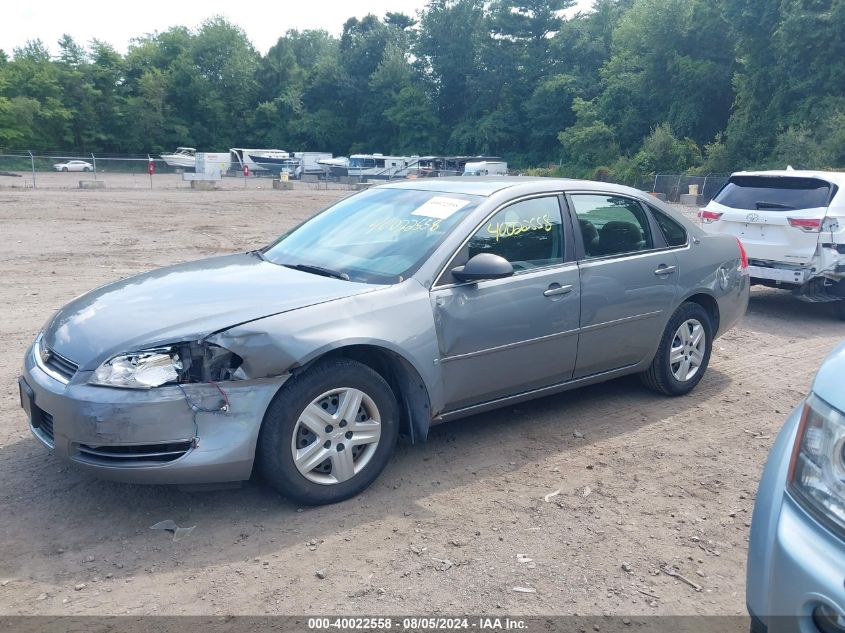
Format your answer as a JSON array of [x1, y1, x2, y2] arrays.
[[19, 343, 287, 485]]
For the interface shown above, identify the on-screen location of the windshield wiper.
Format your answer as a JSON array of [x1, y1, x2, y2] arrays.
[[755, 200, 795, 210], [284, 263, 350, 281]]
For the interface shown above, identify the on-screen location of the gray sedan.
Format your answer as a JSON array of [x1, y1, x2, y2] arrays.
[[19, 178, 750, 504]]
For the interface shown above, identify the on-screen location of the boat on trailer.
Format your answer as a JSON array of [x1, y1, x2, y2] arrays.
[[160, 147, 197, 169], [230, 148, 290, 173]]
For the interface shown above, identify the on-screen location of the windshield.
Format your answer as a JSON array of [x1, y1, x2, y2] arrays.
[[714, 176, 835, 211], [262, 188, 482, 284]]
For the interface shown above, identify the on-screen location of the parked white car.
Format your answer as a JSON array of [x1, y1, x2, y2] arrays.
[[53, 160, 93, 172], [700, 170, 845, 318]]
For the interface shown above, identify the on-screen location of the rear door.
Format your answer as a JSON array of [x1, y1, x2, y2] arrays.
[[568, 193, 679, 378], [706, 176, 834, 264]]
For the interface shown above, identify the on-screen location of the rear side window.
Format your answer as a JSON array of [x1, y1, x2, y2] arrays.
[[650, 207, 688, 247], [714, 176, 833, 211], [570, 194, 653, 258]]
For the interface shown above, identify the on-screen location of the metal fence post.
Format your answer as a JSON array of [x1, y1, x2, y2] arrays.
[[652, 174, 658, 193], [28, 150, 36, 189], [91, 153, 97, 180]]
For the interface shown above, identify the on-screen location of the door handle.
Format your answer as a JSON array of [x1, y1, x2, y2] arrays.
[[543, 284, 574, 297], [654, 265, 677, 276]]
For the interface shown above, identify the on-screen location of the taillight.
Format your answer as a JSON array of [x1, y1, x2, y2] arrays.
[[699, 209, 723, 223], [788, 217, 822, 232], [736, 238, 748, 273]]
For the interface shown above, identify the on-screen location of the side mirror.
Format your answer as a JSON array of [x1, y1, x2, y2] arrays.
[[451, 253, 514, 283]]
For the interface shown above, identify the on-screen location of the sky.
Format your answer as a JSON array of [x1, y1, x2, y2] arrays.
[[2, 0, 595, 56]]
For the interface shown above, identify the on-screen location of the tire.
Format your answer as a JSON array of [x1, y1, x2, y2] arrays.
[[834, 299, 845, 321], [83, 167, 90, 172], [61, 167, 68, 172], [257, 359, 399, 505], [640, 302, 713, 396]]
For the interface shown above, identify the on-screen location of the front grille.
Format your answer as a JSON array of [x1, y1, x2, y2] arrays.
[[73, 441, 193, 466], [43, 348, 78, 381]]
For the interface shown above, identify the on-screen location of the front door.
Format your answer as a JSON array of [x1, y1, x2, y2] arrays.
[[431, 195, 581, 412]]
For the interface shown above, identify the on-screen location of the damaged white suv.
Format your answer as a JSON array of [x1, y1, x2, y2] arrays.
[[701, 170, 845, 318]]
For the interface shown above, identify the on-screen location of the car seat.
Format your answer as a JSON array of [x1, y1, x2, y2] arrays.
[[597, 221, 642, 255], [579, 219, 600, 256]]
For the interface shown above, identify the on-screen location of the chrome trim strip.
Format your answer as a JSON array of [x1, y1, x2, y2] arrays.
[[33, 337, 72, 385], [440, 326, 579, 363], [30, 423, 55, 449], [579, 310, 663, 333], [577, 243, 691, 267]]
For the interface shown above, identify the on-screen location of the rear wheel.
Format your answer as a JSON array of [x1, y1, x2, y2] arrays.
[[834, 299, 845, 321], [258, 359, 398, 505], [83, 167, 91, 172], [641, 302, 713, 396]]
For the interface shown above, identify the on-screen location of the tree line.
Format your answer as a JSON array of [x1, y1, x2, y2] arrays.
[[1, 0, 843, 181]]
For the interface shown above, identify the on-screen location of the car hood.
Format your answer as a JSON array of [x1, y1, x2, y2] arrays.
[[43, 253, 379, 370], [813, 340, 845, 413]]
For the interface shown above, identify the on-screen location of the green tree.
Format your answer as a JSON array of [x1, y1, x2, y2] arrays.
[[557, 97, 620, 170], [632, 123, 701, 173], [597, 0, 736, 152]]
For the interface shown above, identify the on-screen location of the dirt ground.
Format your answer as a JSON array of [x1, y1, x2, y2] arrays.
[[0, 182, 843, 618]]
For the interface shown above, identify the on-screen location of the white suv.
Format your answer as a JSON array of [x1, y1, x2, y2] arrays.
[[700, 170, 845, 318]]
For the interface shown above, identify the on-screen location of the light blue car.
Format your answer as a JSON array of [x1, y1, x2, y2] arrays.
[[747, 341, 845, 632]]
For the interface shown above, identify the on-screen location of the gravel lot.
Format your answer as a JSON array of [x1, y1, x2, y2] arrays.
[[0, 180, 843, 618]]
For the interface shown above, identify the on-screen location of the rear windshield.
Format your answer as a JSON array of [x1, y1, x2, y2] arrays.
[[714, 176, 834, 211]]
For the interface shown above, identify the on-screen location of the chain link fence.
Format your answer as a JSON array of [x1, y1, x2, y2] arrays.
[[643, 174, 730, 206], [0, 151, 731, 202], [0, 151, 367, 191]]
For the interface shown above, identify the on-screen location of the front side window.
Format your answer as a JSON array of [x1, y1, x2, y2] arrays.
[[463, 196, 564, 272], [570, 194, 653, 258]]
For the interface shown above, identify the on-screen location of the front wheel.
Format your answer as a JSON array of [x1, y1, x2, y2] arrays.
[[640, 302, 713, 396], [61, 167, 68, 172], [257, 359, 399, 505]]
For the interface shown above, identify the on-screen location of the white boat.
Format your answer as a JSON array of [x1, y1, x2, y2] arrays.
[[230, 148, 289, 172], [160, 147, 196, 169]]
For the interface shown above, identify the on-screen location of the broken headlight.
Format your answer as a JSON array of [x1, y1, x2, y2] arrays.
[[89, 343, 243, 389]]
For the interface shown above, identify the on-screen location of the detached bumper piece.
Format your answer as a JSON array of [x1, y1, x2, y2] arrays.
[[73, 440, 194, 467], [793, 277, 844, 303]]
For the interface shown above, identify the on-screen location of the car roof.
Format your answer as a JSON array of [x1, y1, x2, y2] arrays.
[[376, 176, 645, 198], [731, 169, 845, 187]]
